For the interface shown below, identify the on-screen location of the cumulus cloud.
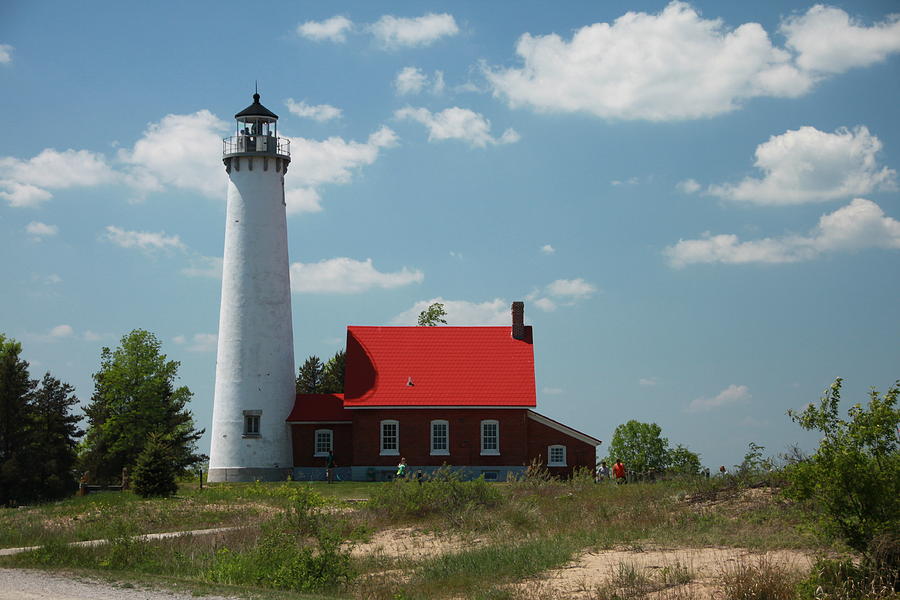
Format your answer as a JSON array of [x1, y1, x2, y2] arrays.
[[782, 5, 900, 74], [174, 332, 218, 353], [486, 2, 813, 121], [540, 244, 555, 254], [528, 277, 598, 311], [370, 13, 459, 48], [0, 149, 118, 207], [639, 377, 659, 386], [688, 384, 750, 412], [677, 179, 701, 194], [119, 110, 229, 199], [0, 44, 13, 64], [29, 324, 75, 342], [391, 297, 511, 326], [285, 99, 342, 122], [297, 16, 353, 43], [394, 67, 446, 95], [707, 126, 895, 205], [26, 221, 58, 239], [290, 257, 423, 294], [103, 225, 186, 253], [395, 107, 520, 148], [665, 198, 900, 267]]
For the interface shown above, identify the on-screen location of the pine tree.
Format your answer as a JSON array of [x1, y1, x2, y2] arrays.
[[132, 433, 179, 498], [80, 330, 203, 483], [321, 350, 345, 394], [29, 373, 83, 500], [296, 355, 324, 393], [0, 334, 36, 506]]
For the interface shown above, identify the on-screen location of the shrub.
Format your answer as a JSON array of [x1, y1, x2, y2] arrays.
[[796, 554, 899, 600], [718, 555, 800, 600], [784, 379, 900, 554], [132, 433, 179, 498]]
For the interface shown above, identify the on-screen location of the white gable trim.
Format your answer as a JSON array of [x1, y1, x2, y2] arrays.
[[286, 420, 352, 425], [527, 411, 602, 446]]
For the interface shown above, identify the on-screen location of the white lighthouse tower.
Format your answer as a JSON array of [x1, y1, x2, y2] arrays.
[[208, 93, 295, 482]]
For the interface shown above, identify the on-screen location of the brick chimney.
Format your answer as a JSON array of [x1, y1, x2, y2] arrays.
[[511, 301, 525, 340]]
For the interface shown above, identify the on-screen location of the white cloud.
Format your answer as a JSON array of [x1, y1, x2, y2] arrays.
[[533, 297, 557, 312], [391, 297, 510, 326], [545, 278, 597, 300], [0, 44, 13, 64], [43, 274, 62, 285], [639, 377, 659, 386], [485, 2, 813, 121], [395, 107, 520, 148], [173, 333, 218, 353], [118, 110, 229, 199], [782, 5, 900, 74], [286, 126, 398, 189], [103, 225, 186, 253], [82, 330, 105, 342], [677, 179, 701, 194], [540, 244, 555, 254], [688, 384, 750, 412], [285, 99, 342, 122], [432, 71, 446, 94], [0, 149, 117, 207], [370, 13, 459, 48], [665, 198, 900, 267], [395, 67, 428, 95], [49, 324, 73, 339], [297, 16, 353, 43], [180, 255, 223, 279], [707, 126, 895, 205], [290, 257, 423, 294], [26, 221, 58, 238]]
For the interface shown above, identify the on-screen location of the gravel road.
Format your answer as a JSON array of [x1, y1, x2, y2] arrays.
[[0, 568, 239, 600]]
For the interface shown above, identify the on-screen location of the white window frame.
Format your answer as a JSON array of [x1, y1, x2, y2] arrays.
[[480, 420, 500, 456], [243, 410, 261, 437], [313, 429, 333, 457], [548, 444, 567, 467], [380, 420, 399, 456], [430, 420, 450, 456]]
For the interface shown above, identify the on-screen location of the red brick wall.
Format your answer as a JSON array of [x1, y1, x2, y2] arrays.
[[350, 409, 530, 467], [526, 417, 597, 478], [291, 423, 353, 468]]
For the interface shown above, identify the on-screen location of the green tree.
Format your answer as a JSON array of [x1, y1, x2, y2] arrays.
[[296, 355, 324, 394], [0, 334, 36, 506], [607, 420, 671, 475], [321, 350, 345, 394], [132, 432, 179, 498], [28, 373, 83, 500], [667, 444, 702, 476], [785, 378, 900, 554], [80, 330, 203, 483], [417, 302, 448, 326]]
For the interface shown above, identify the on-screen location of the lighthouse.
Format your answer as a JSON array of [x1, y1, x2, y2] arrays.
[[208, 93, 295, 482]]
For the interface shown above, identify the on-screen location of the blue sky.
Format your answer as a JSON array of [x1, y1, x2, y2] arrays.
[[2, 1, 899, 470]]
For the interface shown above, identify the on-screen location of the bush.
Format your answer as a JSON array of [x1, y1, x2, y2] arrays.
[[132, 434, 179, 498], [784, 379, 900, 554], [796, 554, 899, 600]]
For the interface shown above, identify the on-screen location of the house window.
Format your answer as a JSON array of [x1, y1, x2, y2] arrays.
[[380, 420, 399, 455], [243, 410, 261, 437], [480, 420, 499, 455], [314, 429, 333, 457], [548, 445, 567, 467], [481, 470, 499, 481], [430, 420, 449, 455]]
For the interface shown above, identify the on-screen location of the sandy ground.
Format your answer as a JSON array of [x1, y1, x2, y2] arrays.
[[349, 526, 485, 559]]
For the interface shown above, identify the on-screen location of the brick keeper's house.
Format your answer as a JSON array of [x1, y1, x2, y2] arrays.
[[287, 302, 601, 481]]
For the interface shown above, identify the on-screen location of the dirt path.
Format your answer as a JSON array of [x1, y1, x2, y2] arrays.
[[0, 568, 238, 600]]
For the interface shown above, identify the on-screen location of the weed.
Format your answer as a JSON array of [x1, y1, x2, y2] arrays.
[[718, 555, 800, 600]]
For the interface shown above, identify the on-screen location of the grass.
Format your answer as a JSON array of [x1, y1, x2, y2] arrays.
[[0, 473, 874, 599]]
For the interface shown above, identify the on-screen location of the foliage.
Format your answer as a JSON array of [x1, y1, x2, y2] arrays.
[[132, 433, 179, 498], [417, 302, 448, 326], [79, 329, 204, 483], [321, 350, 345, 394], [784, 378, 900, 554], [796, 553, 899, 600], [0, 335, 82, 505], [607, 420, 671, 475], [296, 355, 324, 393], [668, 444, 702, 476], [718, 555, 800, 600]]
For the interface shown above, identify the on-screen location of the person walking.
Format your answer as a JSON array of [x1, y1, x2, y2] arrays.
[[596, 460, 611, 482], [613, 459, 627, 484], [396, 457, 408, 480]]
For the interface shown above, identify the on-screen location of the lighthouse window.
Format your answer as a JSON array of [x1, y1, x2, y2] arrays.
[[243, 411, 261, 437]]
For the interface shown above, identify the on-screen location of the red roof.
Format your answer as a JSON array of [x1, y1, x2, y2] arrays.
[[286, 394, 350, 422], [343, 326, 536, 407]]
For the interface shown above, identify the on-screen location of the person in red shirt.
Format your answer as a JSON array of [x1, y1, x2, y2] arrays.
[[613, 459, 627, 484]]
